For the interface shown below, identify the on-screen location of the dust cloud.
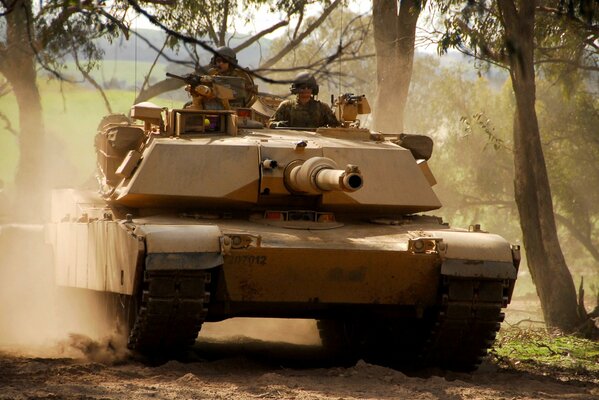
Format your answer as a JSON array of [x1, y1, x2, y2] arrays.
[[0, 223, 129, 362], [0, 95, 131, 361], [0, 220, 320, 364], [200, 318, 321, 346]]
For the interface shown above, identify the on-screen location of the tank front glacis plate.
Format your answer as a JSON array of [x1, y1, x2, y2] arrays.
[[208, 218, 446, 307], [221, 247, 440, 305]]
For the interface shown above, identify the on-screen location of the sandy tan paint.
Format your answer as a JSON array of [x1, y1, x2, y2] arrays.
[[109, 126, 440, 213], [222, 248, 440, 305], [48, 220, 142, 295]]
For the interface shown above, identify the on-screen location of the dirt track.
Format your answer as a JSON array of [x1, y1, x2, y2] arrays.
[[1, 225, 598, 399], [1, 323, 599, 400]]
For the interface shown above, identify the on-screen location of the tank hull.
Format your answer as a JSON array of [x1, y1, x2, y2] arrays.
[[47, 190, 518, 369]]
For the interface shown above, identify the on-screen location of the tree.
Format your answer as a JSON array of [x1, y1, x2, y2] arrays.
[[0, 0, 127, 219], [264, 6, 374, 100], [372, 0, 424, 133], [129, 0, 345, 104], [434, 0, 598, 332], [540, 86, 599, 267], [0, 0, 44, 217]]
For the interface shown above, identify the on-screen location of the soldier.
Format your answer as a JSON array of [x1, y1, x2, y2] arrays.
[[208, 46, 256, 107], [268, 72, 340, 128]]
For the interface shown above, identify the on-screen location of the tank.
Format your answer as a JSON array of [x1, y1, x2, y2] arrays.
[[46, 73, 519, 371]]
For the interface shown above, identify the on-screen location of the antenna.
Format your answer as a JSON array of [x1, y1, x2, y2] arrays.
[[338, 3, 343, 98], [134, 17, 138, 101]]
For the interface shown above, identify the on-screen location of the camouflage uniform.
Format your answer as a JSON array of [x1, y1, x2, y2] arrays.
[[208, 66, 257, 107], [268, 98, 340, 128]]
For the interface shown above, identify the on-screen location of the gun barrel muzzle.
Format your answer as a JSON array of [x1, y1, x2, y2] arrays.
[[285, 157, 363, 194]]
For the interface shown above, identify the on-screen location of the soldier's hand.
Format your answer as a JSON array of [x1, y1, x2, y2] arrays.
[[270, 121, 288, 128], [182, 73, 202, 87]]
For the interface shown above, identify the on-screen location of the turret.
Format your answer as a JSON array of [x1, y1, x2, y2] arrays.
[[95, 74, 442, 213]]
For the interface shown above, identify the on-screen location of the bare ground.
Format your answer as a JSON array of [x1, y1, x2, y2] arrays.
[[1, 225, 598, 399], [1, 316, 598, 400]]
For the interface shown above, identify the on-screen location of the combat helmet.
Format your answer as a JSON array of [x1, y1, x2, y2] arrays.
[[210, 46, 237, 66], [290, 71, 319, 95]]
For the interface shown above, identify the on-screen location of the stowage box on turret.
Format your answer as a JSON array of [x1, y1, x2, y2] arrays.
[[46, 73, 519, 371]]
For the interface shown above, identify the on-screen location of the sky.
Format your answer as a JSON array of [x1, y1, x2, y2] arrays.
[[131, 1, 373, 39]]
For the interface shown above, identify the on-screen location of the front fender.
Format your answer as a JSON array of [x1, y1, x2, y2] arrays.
[[135, 224, 223, 270]]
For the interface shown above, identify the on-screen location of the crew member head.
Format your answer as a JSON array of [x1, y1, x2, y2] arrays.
[[210, 46, 237, 73], [290, 71, 319, 105]]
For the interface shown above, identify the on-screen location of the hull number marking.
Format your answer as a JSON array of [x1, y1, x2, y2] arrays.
[[229, 255, 268, 265]]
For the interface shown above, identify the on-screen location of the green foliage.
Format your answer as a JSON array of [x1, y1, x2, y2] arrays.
[[537, 82, 599, 276], [28, 1, 130, 78], [149, 0, 334, 48], [406, 52, 599, 295], [535, 1, 599, 92], [433, 0, 599, 81], [405, 55, 519, 242], [492, 327, 599, 377]]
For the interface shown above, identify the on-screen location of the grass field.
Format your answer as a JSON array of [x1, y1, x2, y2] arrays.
[[492, 326, 599, 381], [0, 73, 184, 186]]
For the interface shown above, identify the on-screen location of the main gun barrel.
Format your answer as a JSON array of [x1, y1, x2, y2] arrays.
[[285, 157, 363, 194]]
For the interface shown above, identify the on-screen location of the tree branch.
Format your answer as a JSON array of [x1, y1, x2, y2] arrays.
[[200, 6, 219, 45], [537, 5, 599, 35], [139, 35, 170, 95], [555, 213, 599, 263], [125, 0, 343, 85], [233, 20, 289, 53], [258, 0, 341, 70], [67, 25, 112, 113], [133, 78, 184, 104], [23, 2, 68, 80], [535, 58, 599, 71], [0, 0, 18, 17], [218, 0, 229, 46], [131, 29, 195, 66], [0, 111, 17, 136]]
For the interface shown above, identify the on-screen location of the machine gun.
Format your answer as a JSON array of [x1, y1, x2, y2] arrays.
[[332, 93, 371, 128], [166, 72, 235, 110], [166, 72, 204, 87]]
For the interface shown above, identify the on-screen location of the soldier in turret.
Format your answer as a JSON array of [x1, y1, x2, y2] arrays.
[[208, 46, 257, 107], [268, 72, 340, 129]]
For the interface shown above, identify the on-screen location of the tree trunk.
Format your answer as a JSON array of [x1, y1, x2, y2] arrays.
[[372, 0, 421, 133], [0, 0, 46, 220], [498, 0, 584, 331]]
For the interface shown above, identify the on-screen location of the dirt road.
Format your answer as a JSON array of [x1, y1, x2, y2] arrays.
[[1, 321, 598, 400], [1, 225, 598, 399]]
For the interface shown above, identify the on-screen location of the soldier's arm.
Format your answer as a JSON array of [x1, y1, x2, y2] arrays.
[[268, 102, 291, 128], [321, 103, 340, 127]]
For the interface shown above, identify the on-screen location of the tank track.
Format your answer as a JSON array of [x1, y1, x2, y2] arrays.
[[317, 276, 509, 371], [127, 269, 211, 352], [419, 276, 509, 370]]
